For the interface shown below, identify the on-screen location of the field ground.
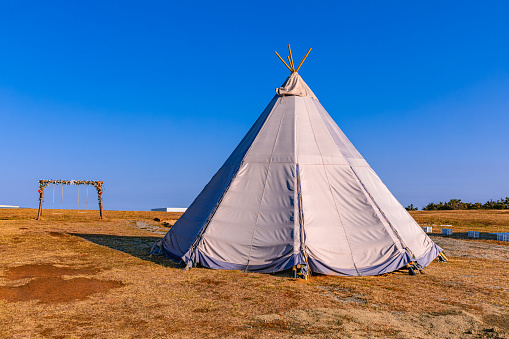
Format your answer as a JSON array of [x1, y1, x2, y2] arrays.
[[0, 209, 508, 338]]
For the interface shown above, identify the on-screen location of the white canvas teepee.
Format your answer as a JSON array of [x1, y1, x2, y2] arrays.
[[152, 48, 442, 276]]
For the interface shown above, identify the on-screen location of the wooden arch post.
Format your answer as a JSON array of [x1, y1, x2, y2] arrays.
[[96, 181, 104, 219], [37, 180, 104, 220]]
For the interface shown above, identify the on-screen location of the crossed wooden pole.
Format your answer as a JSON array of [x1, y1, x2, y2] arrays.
[[274, 44, 312, 73]]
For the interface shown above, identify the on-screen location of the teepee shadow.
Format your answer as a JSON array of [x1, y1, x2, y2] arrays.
[[70, 233, 179, 268]]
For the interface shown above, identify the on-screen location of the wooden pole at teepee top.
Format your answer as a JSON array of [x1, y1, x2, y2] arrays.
[[288, 44, 295, 71], [275, 46, 312, 73], [295, 48, 312, 72], [287, 56, 294, 72], [274, 51, 292, 72]]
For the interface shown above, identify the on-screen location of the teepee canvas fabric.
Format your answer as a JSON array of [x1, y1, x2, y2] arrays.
[[152, 72, 442, 276]]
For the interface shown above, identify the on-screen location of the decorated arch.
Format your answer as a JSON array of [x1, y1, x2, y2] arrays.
[[37, 180, 104, 220]]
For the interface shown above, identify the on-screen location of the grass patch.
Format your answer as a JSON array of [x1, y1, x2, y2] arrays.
[[0, 208, 507, 337]]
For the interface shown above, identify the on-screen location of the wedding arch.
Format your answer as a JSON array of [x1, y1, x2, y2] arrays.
[[37, 179, 104, 220]]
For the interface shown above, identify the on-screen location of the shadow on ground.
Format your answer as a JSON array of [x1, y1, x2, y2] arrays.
[[71, 233, 179, 268], [71, 233, 298, 276]]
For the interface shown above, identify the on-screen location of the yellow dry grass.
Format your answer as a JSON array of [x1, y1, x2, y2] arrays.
[[411, 209, 509, 232], [0, 209, 508, 338]]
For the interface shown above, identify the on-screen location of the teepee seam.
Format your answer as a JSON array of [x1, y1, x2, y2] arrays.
[[310, 98, 409, 256], [302, 97, 360, 275], [294, 98, 307, 266], [241, 96, 282, 164], [349, 167, 413, 257], [245, 98, 288, 270], [313, 101, 359, 160], [185, 98, 283, 264]]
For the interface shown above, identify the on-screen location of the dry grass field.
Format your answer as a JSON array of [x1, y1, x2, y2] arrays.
[[0, 208, 508, 338]]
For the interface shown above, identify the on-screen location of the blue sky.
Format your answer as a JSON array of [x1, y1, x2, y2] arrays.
[[1, 1, 508, 210]]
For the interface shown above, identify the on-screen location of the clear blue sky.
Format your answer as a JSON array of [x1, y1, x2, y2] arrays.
[[1, 1, 508, 210]]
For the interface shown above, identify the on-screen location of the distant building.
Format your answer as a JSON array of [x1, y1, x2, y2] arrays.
[[151, 208, 187, 212], [0, 205, 19, 208]]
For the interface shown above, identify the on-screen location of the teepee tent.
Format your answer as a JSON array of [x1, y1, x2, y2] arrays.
[[152, 47, 443, 276]]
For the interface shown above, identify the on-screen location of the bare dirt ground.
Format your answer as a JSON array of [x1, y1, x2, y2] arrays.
[[0, 209, 508, 338]]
